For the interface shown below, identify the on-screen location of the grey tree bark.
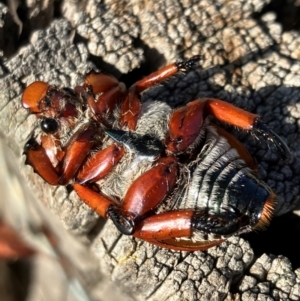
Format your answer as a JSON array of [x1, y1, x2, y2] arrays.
[[0, 1, 300, 300]]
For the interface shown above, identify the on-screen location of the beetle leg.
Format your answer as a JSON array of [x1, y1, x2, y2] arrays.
[[133, 55, 200, 93], [191, 211, 244, 236], [24, 138, 60, 185], [76, 144, 125, 184], [133, 210, 225, 251], [134, 210, 242, 238], [77, 88, 111, 127], [134, 210, 194, 240], [119, 86, 141, 130], [24, 113, 126, 185], [76, 70, 127, 125], [74, 184, 119, 218], [166, 98, 291, 160], [40, 134, 65, 167], [107, 156, 179, 235], [95, 85, 126, 114], [213, 125, 257, 170], [166, 100, 206, 154], [204, 98, 291, 160], [83, 72, 127, 115], [252, 119, 291, 161], [24, 126, 98, 186], [120, 56, 201, 130], [136, 236, 225, 252], [59, 126, 97, 185], [83, 71, 120, 94]]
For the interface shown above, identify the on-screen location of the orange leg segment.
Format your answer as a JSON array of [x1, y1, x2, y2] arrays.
[[24, 138, 60, 185], [167, 98, 258, 154], [122, 157, 178, 218], [166, 98, 290, 159], [166, 100, 206, 154], [74, 184, 118, 218], [60, 128, 96, 185], [133, 55, 200, 93], [107, 156, 179, 235], [134, 210, 225, 251], [83, 71, 120, 94], [214, 125, 257, 170], [136, 237, 225, 252], [134, 210, 193, 240], [204, 98, 257, 129], [77, 144, 125, 184], [40, 135, 64, 167], [133, 63, 181, 93], [120, 56, 200, 130], [120, 86, 141, 130], [96, 84, 126, 114]]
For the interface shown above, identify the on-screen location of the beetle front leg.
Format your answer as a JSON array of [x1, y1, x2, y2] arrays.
[[24, 138, 60, 185], [120, 56, 201, 130], [25, 135, 126, 219], [24, 126, 124, 186], [133, 55, 200, 93], [24, 127, 96, 186]]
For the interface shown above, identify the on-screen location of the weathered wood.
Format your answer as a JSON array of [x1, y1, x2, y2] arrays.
[[0, 1, 300, 300]]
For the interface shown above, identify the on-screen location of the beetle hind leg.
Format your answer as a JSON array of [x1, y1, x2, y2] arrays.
[[133, 210, 227, 251], [166, 97, 291, 161], [191, 211, 244, 236], [252, 119, 291, 161]]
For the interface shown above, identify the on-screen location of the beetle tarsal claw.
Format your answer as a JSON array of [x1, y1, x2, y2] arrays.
[[107, 206, 135, 235], [176, 55, 201, 71], [191, 211, 243, 236], [253, 118, 292, 161]]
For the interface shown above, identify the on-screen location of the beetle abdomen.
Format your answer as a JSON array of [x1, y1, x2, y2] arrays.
[[175, 125, 274, 235]]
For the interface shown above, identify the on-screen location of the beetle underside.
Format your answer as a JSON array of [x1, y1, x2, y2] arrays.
[[22, 56, 290, 251]]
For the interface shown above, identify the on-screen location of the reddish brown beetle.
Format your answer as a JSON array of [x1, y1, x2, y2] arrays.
[[22, 56, 291, 251]]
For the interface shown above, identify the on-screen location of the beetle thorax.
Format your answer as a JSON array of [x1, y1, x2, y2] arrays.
[[99, 100, 173, 199]]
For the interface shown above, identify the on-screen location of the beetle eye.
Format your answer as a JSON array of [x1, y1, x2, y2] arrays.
[[40, 118, 59, 134]]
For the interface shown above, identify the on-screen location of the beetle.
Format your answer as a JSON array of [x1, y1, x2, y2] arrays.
[[22, 56, 291, 251]]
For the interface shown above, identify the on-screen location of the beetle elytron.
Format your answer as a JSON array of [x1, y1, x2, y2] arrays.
[[22, 56, 291, 251]]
